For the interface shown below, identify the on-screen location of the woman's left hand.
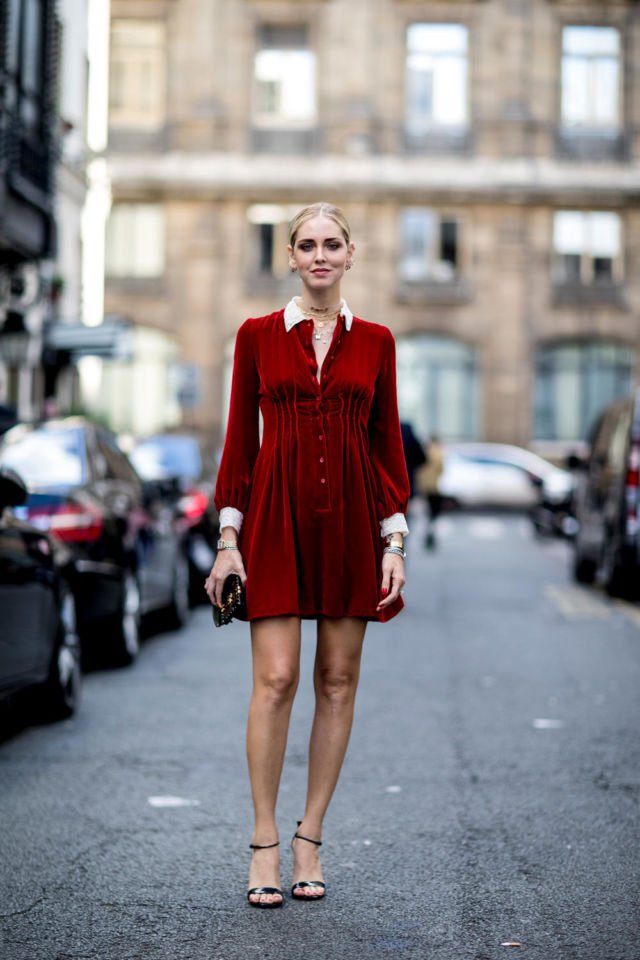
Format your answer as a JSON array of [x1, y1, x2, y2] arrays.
[[377, 552, 405, 610]]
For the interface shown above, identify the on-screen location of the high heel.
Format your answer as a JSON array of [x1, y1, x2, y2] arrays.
[[291, 822, 326, 901], [247, 840, 283, 908]]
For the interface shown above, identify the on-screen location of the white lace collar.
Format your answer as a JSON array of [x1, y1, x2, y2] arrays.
[[283, 297, 353, 333]]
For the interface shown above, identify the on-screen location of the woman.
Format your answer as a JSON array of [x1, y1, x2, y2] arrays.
[[205, 202, 409, 908]]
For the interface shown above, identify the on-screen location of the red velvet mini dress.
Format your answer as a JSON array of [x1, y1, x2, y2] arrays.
[[213, 307, 410, 623]]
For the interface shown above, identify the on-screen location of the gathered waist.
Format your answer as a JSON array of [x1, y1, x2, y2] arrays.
[[260, 395, 370, 424]]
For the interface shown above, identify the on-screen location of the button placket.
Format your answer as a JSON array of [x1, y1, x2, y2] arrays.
[[297, 317, 339, 512], [315, 326, 342, 507], [299, 320, 321, 393], [316, 409, 330, 509]]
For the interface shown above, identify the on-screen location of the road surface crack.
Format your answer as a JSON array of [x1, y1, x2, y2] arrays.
[[0, 894, 45, 919]]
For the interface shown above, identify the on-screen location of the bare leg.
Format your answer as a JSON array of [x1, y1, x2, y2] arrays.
[[247, 616, 301, 905], [292, 617, 367, 896]]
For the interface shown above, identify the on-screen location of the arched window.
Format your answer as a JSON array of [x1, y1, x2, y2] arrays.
[[534, 341, 633, 441], [396, 335, 479, 441]]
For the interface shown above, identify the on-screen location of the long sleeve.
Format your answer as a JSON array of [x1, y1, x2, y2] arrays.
[[368, 329, 411, 525], [214, 320, 260, 517]]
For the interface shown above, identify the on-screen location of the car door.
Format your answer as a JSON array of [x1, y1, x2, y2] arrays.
[[0, 515, 57, 688], [96, 431, 175, 609], [477, 458, 538, 507], [137, 479, 180, 609], [580, 407, 628, 552], [604, 406, 632, 538]]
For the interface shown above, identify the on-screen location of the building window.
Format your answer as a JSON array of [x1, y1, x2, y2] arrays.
[[3, 0, 56, 202], [561, 26, 620, 133], [405, 23, 468, 137], [253, 25, 316, 128], [396, 335, 478, 441], [553, 211, 621, 286], [399, 208, 459, 283], [105, 204, 165, 278], [247, 204, 299, 279], [534, 342, 632, 441], [109, 21, 166, 128]]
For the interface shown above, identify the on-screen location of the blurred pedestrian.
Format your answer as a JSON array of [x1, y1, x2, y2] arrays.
[[204, 202, 410, 908], [417, 433, 444, 549], [400, 420, 427, 498]]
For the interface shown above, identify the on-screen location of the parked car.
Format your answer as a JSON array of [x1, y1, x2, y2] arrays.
[[572, 389, 640, 598], [0, 467, 81, 721], [530, 461, 580, 539], [440, 443, 575, 515], [0, 419, 190, 666], [128, 433, 219, 602]]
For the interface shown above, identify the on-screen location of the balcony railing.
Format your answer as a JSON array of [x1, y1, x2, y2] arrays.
[[395, 277, 472, 306], [555, 128, 629, 162], [552, 281, 626, 308]]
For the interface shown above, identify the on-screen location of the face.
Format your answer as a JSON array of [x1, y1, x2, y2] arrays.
[[288, 216, 355, 295]]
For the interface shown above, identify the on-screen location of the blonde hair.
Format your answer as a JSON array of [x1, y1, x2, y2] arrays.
[[288, 202, 351, 246]]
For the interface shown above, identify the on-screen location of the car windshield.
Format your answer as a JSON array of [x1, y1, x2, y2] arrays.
[[0, 427, 87, 488], [131, 436, 202, 481]]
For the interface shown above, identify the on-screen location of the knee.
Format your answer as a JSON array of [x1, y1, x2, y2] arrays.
[[255, 668, 299, 707], [316, 667, 358, 707]]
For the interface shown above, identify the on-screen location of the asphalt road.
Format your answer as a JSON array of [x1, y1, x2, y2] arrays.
[[1, 509, 639, 960]]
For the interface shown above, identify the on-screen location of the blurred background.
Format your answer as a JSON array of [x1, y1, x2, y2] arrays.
[[3, 10, 640, 952], [1, 0, 637, 457]]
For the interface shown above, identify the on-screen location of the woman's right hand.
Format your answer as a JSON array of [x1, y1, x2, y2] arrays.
[[204, 548, 247, 607]]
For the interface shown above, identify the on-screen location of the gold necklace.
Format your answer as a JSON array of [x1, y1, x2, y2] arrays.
[[296, 298, 341, 343], [298, 298, 341, 326]]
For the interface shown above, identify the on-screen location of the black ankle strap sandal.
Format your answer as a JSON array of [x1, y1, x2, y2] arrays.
[[291, 822, 326, 901], [247, 840, 283, 909]]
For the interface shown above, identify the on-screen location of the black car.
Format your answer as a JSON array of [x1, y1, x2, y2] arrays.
[[572, 388, 640, 599], [128, 433, 219, 602], [0, 468, 81, 721], [0, 419, 190, 665]]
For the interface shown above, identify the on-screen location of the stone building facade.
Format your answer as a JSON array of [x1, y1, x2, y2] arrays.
[[104, 0, 640, 453], [1, 0, 60, 422]]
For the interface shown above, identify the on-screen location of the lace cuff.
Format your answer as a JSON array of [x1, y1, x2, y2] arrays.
[[380, 513, 409, 538], [219, 506, 244, 534]]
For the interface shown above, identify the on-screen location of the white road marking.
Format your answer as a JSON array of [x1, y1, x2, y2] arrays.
[[544, 583, 611, 619], [147, 796, 201, 808], [385, 785, 402, 793], [532, 718, 564, 730]]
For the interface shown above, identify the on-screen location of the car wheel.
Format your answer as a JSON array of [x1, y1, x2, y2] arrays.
[[111, 571, 141, 666], [572, 536, 597, 584], [41, 591, 81, 721], [603, 541, 639, 600], [166, 551, 190, 629]]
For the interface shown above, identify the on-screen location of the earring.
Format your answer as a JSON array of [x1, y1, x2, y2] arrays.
[[346, 262, 353, 271], [289, 261, 297, 271]]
